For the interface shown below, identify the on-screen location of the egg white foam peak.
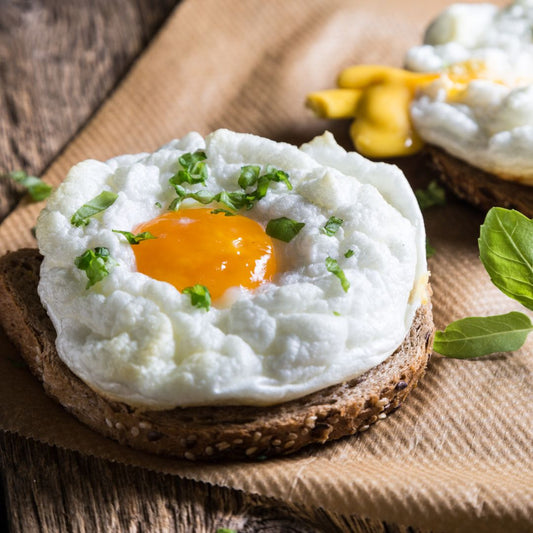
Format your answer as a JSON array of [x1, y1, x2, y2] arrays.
[[36, 129, 427, 408], [406, 0, 533, 181]]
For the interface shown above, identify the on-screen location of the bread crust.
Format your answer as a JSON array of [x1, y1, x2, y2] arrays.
[[426, 145, 533, 218], [0, 249, 434, 461]]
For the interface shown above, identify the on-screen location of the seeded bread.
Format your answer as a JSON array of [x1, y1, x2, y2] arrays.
[[0, 248, 434, 461], [426, 145, 533, 218]]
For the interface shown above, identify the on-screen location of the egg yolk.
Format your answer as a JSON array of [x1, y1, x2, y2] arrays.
[[132, 208, 277, 301], [306, 62, 509, 158]]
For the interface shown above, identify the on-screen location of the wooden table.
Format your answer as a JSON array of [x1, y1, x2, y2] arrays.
[[0, 2, 406, 531]]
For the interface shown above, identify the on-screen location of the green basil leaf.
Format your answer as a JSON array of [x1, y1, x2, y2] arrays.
[[266, 217, 305, 242], [325, 256, 350, 292], [112, 230, 156, 245], [71, 191, 118, 227], [182, 284, 211, 311], [74, 247, 117, 289], [7, 170, 53, 201], [415, 180, 446, 210], [433, 311, 533, 358], [211, 208, 235, 216], [344, 249, 354, 258], [479, 207, 533, 311], [322, 216, 343, 236], [263, 166, 292, 190], [426, 240, 436, 258], [238, 165, 261, 189], [178, 151, 206, 169]]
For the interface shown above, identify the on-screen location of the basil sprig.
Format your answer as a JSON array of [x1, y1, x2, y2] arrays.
[[322, 216, 343, 236], [112, 230, 156, 245], [183, 284, 211, 311], [326, 256, 350, 292], [415, 180, 446, 210], [74, 247, 117, 289], [266, 217, 305, 242], [71, 191, 118, 227], [479, 208, 533, 310], [433, 312, 533, 358], [434, 207, 533, 358], [6, 170, 52, 201]]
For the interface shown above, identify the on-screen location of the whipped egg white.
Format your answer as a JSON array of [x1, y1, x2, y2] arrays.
[[36, 129, 427, 408], [406, 0, 533, 181]]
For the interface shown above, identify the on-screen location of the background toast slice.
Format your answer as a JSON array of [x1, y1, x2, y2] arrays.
[[0, 248, 434, 461], [426, 145, 533, 218]]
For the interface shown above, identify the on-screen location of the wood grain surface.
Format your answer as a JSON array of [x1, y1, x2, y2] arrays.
[[0, 0, 177, 220], [0, 2, 430, 532]]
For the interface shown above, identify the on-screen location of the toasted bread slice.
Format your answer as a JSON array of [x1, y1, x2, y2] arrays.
[[0, 249, 434, 461], [426, 145, 533, 218]]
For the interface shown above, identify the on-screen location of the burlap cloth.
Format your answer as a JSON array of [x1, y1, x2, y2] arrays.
[[0, 1, 531, 531]]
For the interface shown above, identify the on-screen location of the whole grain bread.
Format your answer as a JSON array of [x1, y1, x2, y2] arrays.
[[426, 145, 533, 218], [0, 248, 434, 461]]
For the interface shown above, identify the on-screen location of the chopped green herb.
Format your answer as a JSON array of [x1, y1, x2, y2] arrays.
[[74, 247, 117, 289], [238, 165, 260, 189], [333, 311, 341, 316], [71, 191, 118, 227], [216, 529, 237, 533], [169, 164, 292, 212], [170, 151, 208, 186], [344, 249, 354, 258], [325, 257, 350, 292], [265, 217, 305, 242], [479, 207, 533, 311], [211, 208, 236, 216], [415, 180, 446, 210], [322, 216, 343, 236], [263, 165, 292, 190], [433, 312, 533, 358], [155, 201, 162, 208], [112, 230, 156, 245], [426, 240, 436, 258], [6, 170, 52, 201], [183, 284, 211, 311]]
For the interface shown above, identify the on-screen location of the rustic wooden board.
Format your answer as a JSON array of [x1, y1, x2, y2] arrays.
[[0, 0, 177, 220]]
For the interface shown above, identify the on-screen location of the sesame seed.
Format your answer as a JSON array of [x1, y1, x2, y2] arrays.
[[105, 418, 113, 428], [138, 421, 152, 429], [359, 424, 370, 432], [232, 438, 243, 445], [245, 447, 258, 456], [252, 432, 262, 442], [272, 439, 282, 446], [184, 452, 195, 461], [378, 413, 387, 420], [284, 440, 295, 449], [377, 397, 389, 407], [205, 446, 214, 456], [216, 441, 230, 451], [301, 428, 309, 435], [288, 432, 298, 440], [304, 415, 317, 428], [130, 427, 140, 437], [396, 381, 408, 390], [115, 422, 124, 430]]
